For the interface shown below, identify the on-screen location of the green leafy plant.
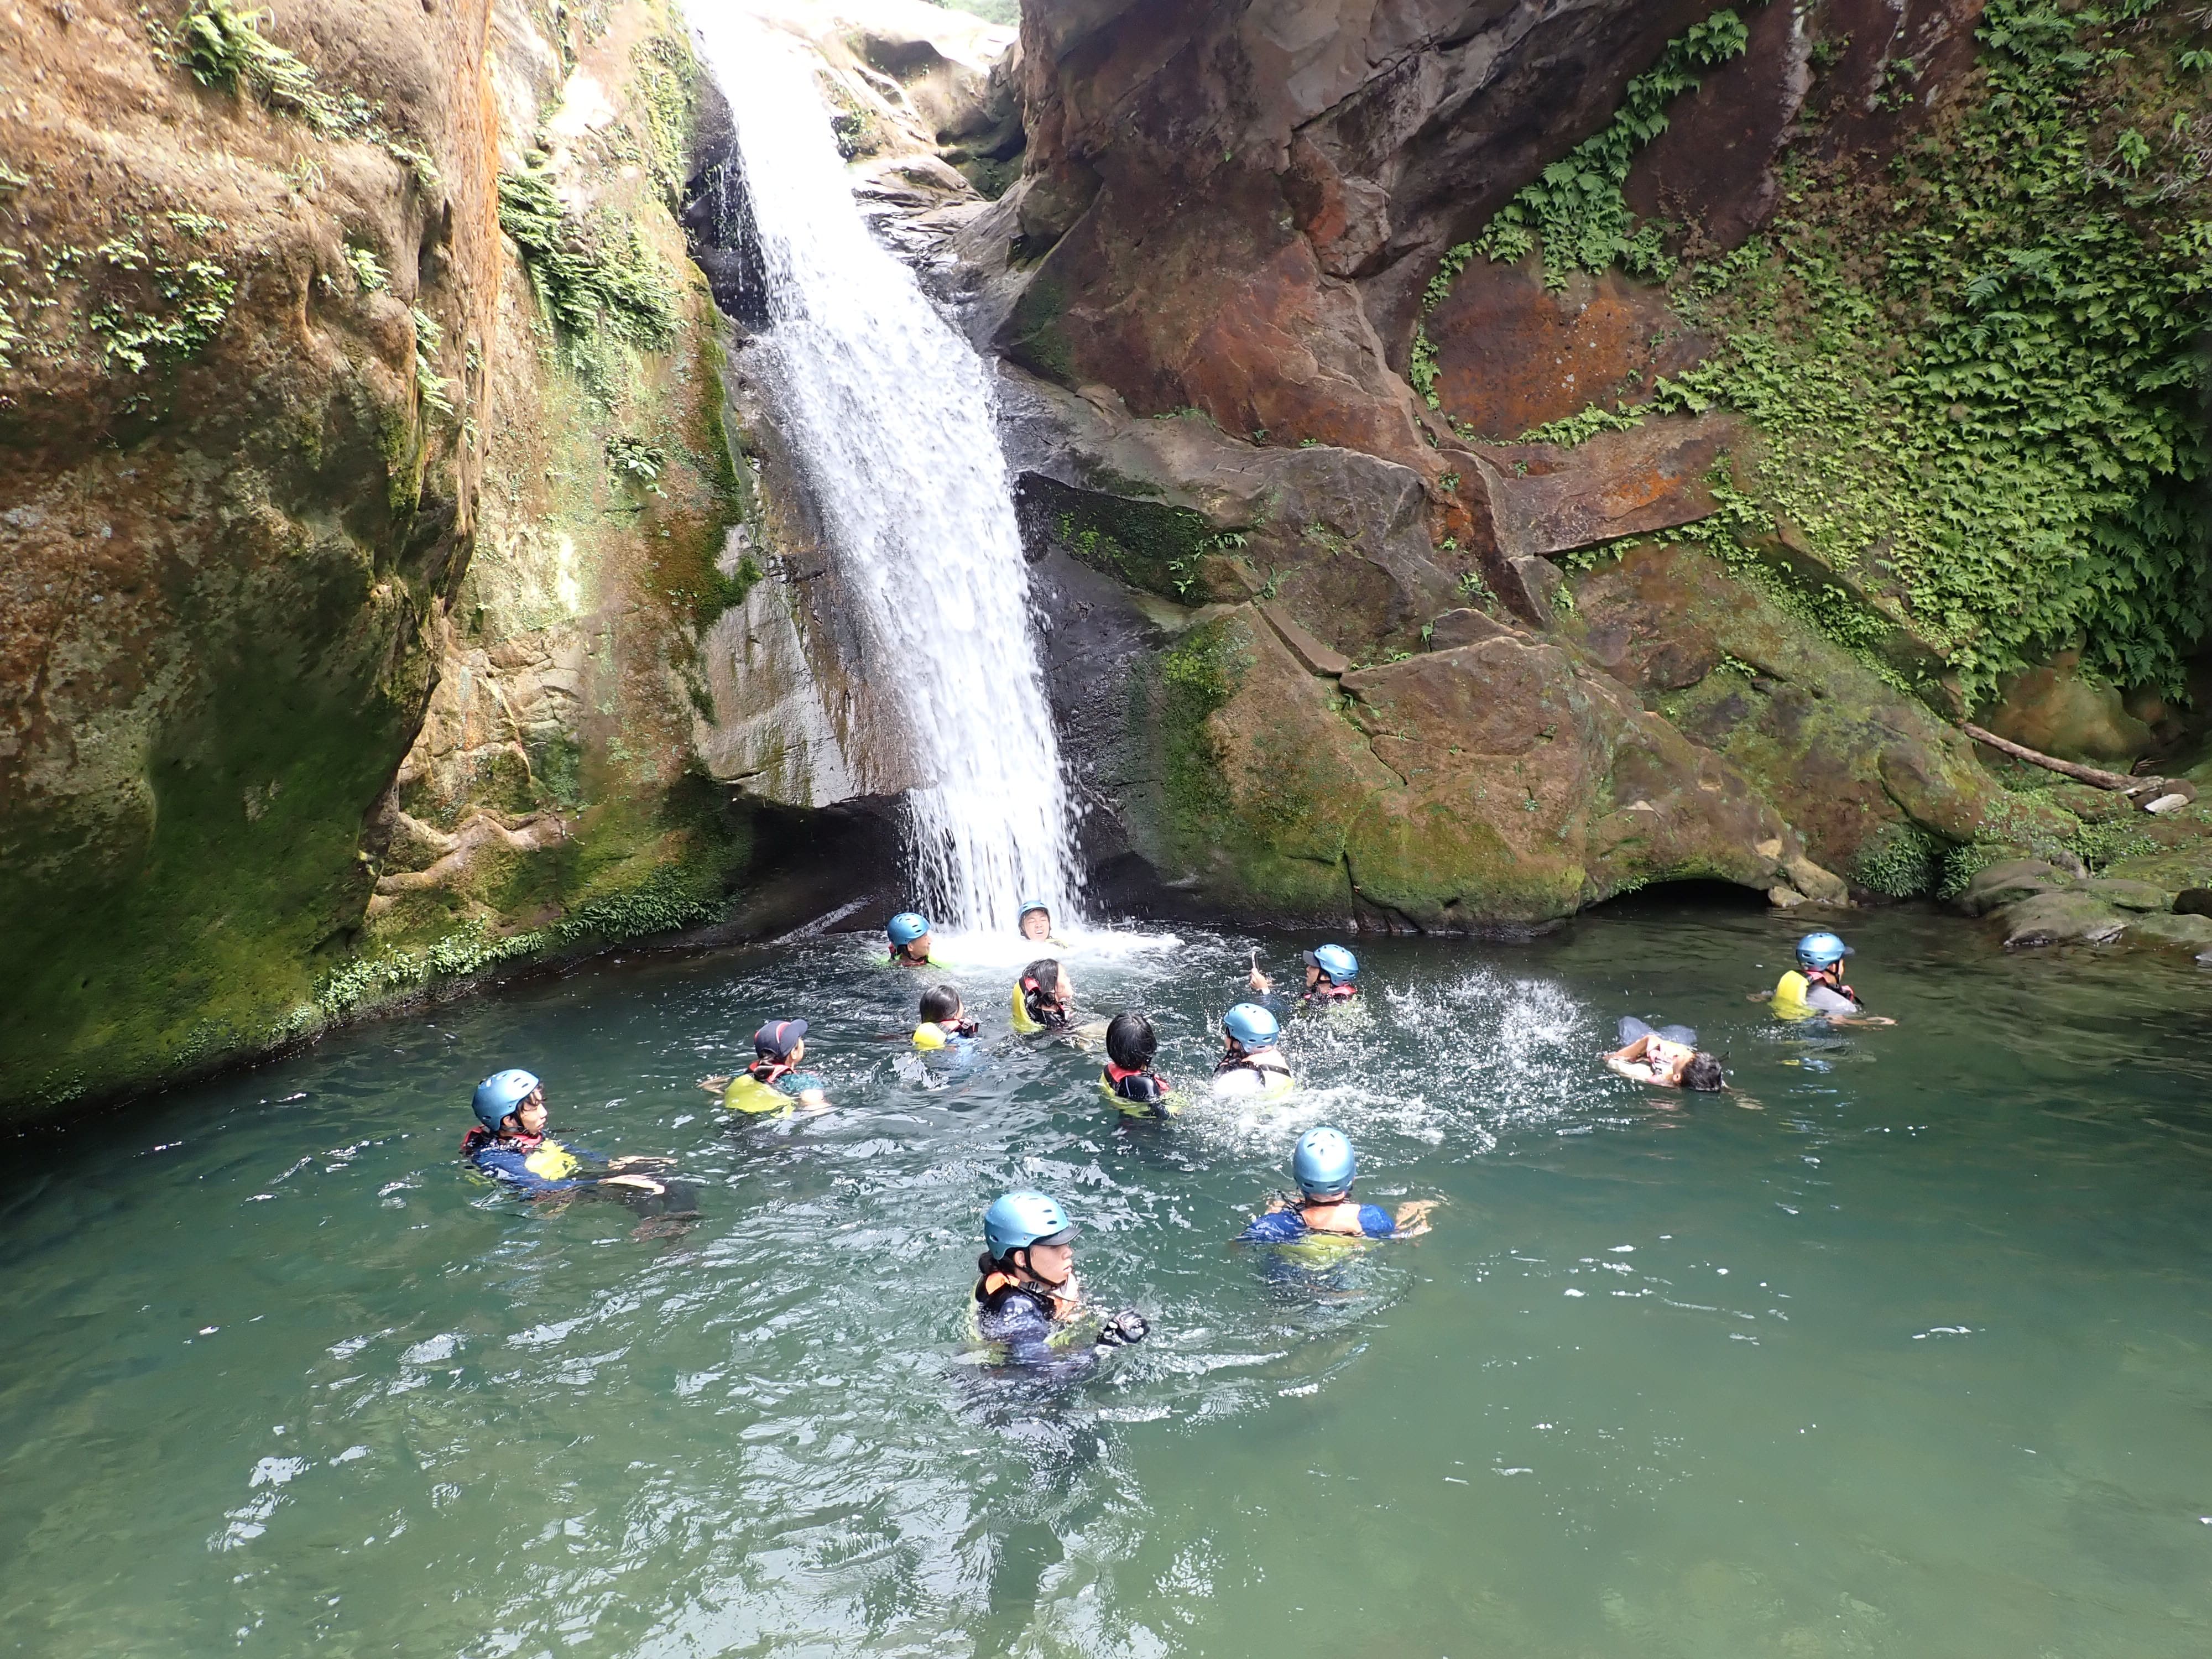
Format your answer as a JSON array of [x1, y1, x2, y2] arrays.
[[345, 244, 388, 293], [409, 307, 451, 416], [497, 167, 677, 348], [607, 434, 667, 491]]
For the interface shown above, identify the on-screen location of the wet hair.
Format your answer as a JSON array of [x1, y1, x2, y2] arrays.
[[1682, 1053, 1725, 1092], [1105, 1012, 1157, 1071], [919, 984, 962, 1024], [1021, 958, 1063, 997]]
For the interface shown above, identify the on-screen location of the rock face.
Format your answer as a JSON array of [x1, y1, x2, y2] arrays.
[[2, 0, 502, 1115], [1115, 602, 1837, 927], [0, 0, 916, 1124]]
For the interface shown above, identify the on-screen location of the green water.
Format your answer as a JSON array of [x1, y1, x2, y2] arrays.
[[4, 900, 2210, 1658]]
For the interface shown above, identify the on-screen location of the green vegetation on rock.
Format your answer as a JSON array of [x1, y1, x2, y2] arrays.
[[1453, 1, 2212, 709], [498, 167, 679, 348]]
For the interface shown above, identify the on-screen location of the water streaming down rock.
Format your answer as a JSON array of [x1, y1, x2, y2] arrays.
[[693, 15, 1077, 932]]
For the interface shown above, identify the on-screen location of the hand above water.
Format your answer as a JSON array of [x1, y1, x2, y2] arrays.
[[1094, 1308, 1149, 1349], [598, 1174, 667, 1194]]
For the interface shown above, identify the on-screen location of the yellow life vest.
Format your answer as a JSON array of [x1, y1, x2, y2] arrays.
[[964, 1272, 1094, 1359], [522, 1139, 580, 1180], [1772, 970, 1816, 1019], [722, 1072, 794, 1116], [913, 1021, 950, 1050], [1098, 1078, 1183, 1118]]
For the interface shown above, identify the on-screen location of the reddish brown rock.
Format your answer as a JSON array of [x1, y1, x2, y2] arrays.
[[1427, 256, 1709, 440], [1481, 415, 1735, 560]]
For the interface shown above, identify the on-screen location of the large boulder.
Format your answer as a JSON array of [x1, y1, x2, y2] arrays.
[[1563, 541, 2075, 888], [1121, 603, 1839, 927]]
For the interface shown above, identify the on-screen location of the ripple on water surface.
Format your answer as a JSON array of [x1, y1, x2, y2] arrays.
[[2, 904, 2210, 1656]]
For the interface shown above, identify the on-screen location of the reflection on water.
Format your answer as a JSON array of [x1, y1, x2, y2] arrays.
[[2, 902, 2210, 1656]]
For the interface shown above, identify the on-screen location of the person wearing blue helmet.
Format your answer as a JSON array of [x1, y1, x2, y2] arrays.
[[885, 911, 941, 968], [1770, 932, 1892, 1025], [1213, 1001, 1293, 1097], [970, 1191, 1149, 1371], [1016, 899, 1068, 946], [1247, 942, 1361, 1011], [461, 1070, 672, 1198], [1236, 1127, 1435, 1243]]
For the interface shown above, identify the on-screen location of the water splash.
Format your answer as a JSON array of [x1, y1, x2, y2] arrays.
[[693, 14, 1077, 930]]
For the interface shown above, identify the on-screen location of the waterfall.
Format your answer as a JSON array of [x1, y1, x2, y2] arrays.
[[692, 14, 1078, 933]]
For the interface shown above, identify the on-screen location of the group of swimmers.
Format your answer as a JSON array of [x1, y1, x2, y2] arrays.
[[459, 909, 1883, 1370]]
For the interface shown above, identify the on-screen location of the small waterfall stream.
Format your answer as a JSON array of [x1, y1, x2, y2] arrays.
[[692, 14, 1078, 932]]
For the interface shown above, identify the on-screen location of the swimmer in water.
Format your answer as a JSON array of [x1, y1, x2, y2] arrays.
[[1100, 1011, 1177, 1118], [701, 1020, 832, 1115], [1769, 932, 1895, 1025], [1248, 942, 1361, 1010], [970, 1191, 1150, 1373], [913, 984, 980, 1051], [885, 911, 941, 969], [1011, 958, 1075, 1034], [1603, 1018, 1724, 1091], [1213, 1002, 1293, 1097], [1236, 1127, 1436, 1242], [461, 1069, 673, 1198], [1016, 899, 1068, 946]]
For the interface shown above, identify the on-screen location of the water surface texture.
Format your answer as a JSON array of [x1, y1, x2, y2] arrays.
[[700, 13, 1077, 928], [4, 903, 2210, 1657]]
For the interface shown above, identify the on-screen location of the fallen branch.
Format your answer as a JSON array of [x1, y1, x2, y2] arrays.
[[1960, 722, 2149, 793]]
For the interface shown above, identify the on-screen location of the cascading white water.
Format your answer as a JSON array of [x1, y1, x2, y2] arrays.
[[692, 13, 1079, 933]]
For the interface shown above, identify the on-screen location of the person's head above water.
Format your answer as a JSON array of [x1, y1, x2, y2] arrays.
[[1221, 1001, 1280, 1053], [887, 912, 932, 961], [1105, 1011, 1157, 1072], [1796, 931, 1853, 974], [471, 1068, 544, 1135], [982, 1188, 1078, 1285], [919, 984, 963, 1026], [1017, 899, 1052, 941], [1302, 943, 1359, 991], [1682, 1053, 1725, 1092], [754, 1019, 808, 1067], [1292, 1125, 1358, 1200], [1021, 958, 1069, 1008]]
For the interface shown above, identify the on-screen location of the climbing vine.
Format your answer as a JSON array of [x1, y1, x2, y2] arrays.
[[498, 168, 678, 348], [1408, 9, 1752, 406], [1433, 0, 2212, 708]]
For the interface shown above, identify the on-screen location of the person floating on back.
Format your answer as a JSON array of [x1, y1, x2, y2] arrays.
[[1248, 943, 1361, 1011], [1770, 932, 1894, 1025], [1011, 957, 1074, 1034], [705, 1020, 832, 1115], [886, 911, 940, 968], [969, 1190, 1149, 1372], [462, 1069, 672, 1198], [913, 984, 979, 1051], [1213, 1002, 1293, 1097], [1236, 1126, 1435, 1243], [1100, 1011, 1177, 1118], [1603, 1018, 1725, 1091], [1016, 899, 1068, 946]]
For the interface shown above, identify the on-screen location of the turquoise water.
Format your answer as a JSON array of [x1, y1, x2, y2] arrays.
[[4, 900, 2210, 1657]]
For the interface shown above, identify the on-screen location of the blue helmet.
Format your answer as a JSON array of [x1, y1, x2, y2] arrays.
[[1307, 943, 1359, 983], [1222, 1002, 1280, 1048], [471, 1068, 539, 1129], [983, 1190, 1077, 1259], [1292, 1126, 1357, 1198], [1796, 931, 1853, 970], [1017, 899, 1050, 922], [888, 911, 931, 948]]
